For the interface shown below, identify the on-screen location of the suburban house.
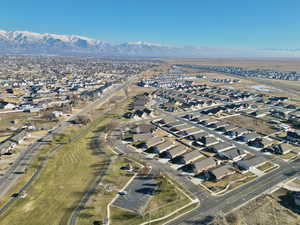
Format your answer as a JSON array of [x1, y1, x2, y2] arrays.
[[236, 156, 266, 171], [134, 124, 156, 134], [208, 142, 234, 153], [272, 143, 293, 155], [239, 132, 261, 142], [219, 124, 238, 133], [0, 140, 16, 155], [226, 128, 248, 138], [184, 127, 203, 136], [133, 133, 153, 142], [294, 192, 300, 207], [190, 157, 217, 175], [218, 148, 247, 161], [200, 136, 219, 146], [209, 164, 236, 180], [147, 141, 175, 154], [286, 131, 300, 143], [10, 130, 29, 144], [248, 138, 273, 149], [210, 121, 228, 129], [162, 145, 187, 159], [186, 132, 208, 141], [144, 137, 164, 149], [176, 150, 203, 165], [163, 120, 184, 129]]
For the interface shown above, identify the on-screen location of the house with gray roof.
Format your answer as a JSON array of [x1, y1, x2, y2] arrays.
[[148, 141, 175, 154], [191, 157, 217, 175], [208, 142, 234, 153], [163, 145, 187, 159], [218, 148, 247, 161], [176, 150, 203, 165], [209, 164, 236, 180], [236, 156, 266, 170], [0, 140, 16, 155]]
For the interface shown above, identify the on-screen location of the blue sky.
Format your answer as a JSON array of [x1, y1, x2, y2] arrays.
[[1, 0, 300, 49]]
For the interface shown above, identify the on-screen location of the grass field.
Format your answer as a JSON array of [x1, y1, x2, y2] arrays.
[[224, 189, 300, 225], [223, 115, 276, 135], [0, 117, 112, 225], [76, 157, 140, 225]]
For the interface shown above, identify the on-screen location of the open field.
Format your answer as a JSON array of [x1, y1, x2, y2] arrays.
[[0, 117, 111, 225], [166, 58, 300, 72], [223, 115, 276, 135], [217, 188, 300, 225], [76, 156, 139, 225]]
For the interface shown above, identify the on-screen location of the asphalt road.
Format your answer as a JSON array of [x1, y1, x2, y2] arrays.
[[109, 107, 300, 225], [0, 75, 135, 201]]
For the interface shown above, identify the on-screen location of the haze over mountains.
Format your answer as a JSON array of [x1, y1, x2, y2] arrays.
[[0, 29, 299, 58]]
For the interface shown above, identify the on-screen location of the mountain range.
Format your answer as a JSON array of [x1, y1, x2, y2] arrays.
[[0, 29, 299, 58], [0, 29, 196, 57]]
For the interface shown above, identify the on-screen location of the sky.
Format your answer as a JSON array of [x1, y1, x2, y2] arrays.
[[1, 0, 300, 50]]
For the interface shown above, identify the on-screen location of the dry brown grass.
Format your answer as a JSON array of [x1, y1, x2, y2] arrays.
[[223, 115, 276, 135]]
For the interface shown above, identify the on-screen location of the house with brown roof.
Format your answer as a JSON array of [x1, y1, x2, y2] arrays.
[[163, 145, 187, 159], [208, 142, 234, 153], [240, 132, 261, 142], [236, 156, 266, 170], [191, 157, 217, 175], [176, 150, 203, 165], [218, 148, 247, 161], [147, 141, 175, 154], [209, 164, 236, 180]]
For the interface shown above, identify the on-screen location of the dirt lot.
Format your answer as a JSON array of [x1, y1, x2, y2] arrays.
[[209, 188, 300, 225], [223, 115, 276, 135], [166, 58, 300, 72]]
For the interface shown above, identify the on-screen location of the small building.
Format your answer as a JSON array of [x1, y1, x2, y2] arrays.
[[0, 140, 16, 155], [144, 137, 164, 149], [294, 192, 300, 207], [287, 131, 300, 143], [210, 121, 228, 129], [240, 132, 261, 142], [186, 132, 208, 141], [220, 124, 238, 133], [200, 136, 218, 146], [236, 156, 266, 170], [133, 133, 153, 142], [272, 143, 293, 155], [248, 138, 273, 149], [227, 128, 248, 138], [218, 148, 247, 161], [209, 164, 236, 180], [163, 145, 187, 159], [208, 142, 234, 153], [134, 124, 156, 134], [148, 141, 175, 154], [191, 157, 217, 175], [177, 150, 203, 165]]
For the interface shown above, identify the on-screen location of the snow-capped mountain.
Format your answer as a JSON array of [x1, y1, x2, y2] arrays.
[[0, 29, 189, 57]]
